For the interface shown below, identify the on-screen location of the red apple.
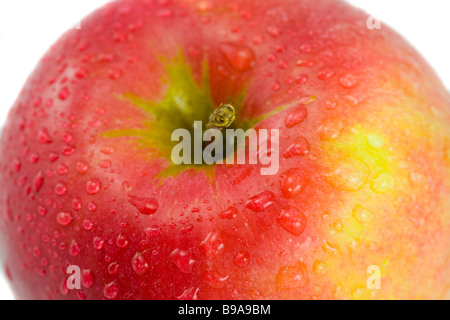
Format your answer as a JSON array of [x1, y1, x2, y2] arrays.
[[0, 0, 449, 300]]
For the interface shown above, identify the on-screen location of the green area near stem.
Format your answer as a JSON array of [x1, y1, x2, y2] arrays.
[[104, 51, 285, 178]]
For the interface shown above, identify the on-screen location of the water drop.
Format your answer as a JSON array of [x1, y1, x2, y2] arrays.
[[317, 69, 335, 80], [108, 262, 119, 274], [366, 133, 384, 149], [33, 171, 45, 192], [72, 197, 82, 210], [285, 107, 307, 128], [199, 231, 225, 257], [76, 161, 89, 174], [37, 128, 53, 144], [333, 218, 343, 232], [92, 236, 105, 250], [283, 136, 310, 158], [352, 205, 374, 224], [54, 182, 68, 196], [56, 212, 72, 226], [322, 240, 340, 256], [128, 196, 159, 215], [169, 249, 195, 273], [370, 172, 395, 193], [317, 118, 345, 141], [219, 43, 256, 71], [176, 287, 199, 300], [62, 145, 76, 156], [203, 269, 229, 289], [144, 225, 162, 238], [218, 206, 238, 219], [81, 270, 94, 288], [103, 282, 119, 299], [69, 240, 80, 256], [339, 74, 357, 88], [58, 87, 70, 100], [276, 262, 308, 289], [312, 260, 328, 276], [295, 74, 309, 85], [233, 251, 250, 267], [325, 159, 369, 191], [83, 219, 93, 231], [108, 68, 122, 80], [279, 168, 308, 198], [86, 179, 101, 195], [116, 233, 129, 248], [277, 206, 307, 236], [245, 191, 276, 212], [131, 252, 148, 275], [266, 26, 281, 37]]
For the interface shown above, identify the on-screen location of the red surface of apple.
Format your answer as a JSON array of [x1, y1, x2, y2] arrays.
[[1, 0, 449, 299]]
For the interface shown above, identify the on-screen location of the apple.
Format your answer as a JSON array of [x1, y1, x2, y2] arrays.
[[0, 0, 449, 300]]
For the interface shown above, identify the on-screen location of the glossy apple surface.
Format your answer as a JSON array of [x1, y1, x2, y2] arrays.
[[0, 0, 449, 299]]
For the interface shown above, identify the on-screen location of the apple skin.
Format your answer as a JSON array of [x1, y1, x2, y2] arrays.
[[0, 0, 449, 300]]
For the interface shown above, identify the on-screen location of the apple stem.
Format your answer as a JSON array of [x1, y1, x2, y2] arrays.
[[207, 103, 236, 130]]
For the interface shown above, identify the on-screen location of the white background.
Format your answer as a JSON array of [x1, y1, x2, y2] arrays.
[[0, 0, 449, 300]]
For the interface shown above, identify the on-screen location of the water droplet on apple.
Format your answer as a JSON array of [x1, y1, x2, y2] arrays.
[[285, 107, 307, 128], [56, 212, 72, 226], [33, 171, 45, 192], [199, 231, 225, 257], [131, 252, 148, 275], [312, 260, 328, 276], [271, 81, 281, 91], [322, 240, 340, 256], [325, 159, 369, 191], [218, 206, 238, 219], [108, 68, 123, 80], [267, 25, 281, 37], [37, 128, 53, 144], [116, 233, 129, 248], [245, 191, 276, 212], [128, 196, 159, 215], [93, 236, 105, 250], [277, 206, 307, 236], [276, 262, 308, 289], [86, 179, 101, 195], [283, 136, 310, 158], [83, 219, 93, 231], [233, 251, 250, 267], [370, 172, 395, 193], [317, 118, 345, 141], [219, 43, 256, 71], [76, 161, 89, 174], [279, 168, 308, 198], [333, 218, 343, 232], [58, 87, 70, 100], [69, 240, 80, 256], [54, 182, 68, 196], [81, 269, 94, 288], [144, 225, 162, 238], [339, 74, 357, 88], [108, 262, 119, 274], [62, 145, 76, 156], [352, 205, 374, 224], [103, 282, 119, 299], [295, 74, 309, 85], [318, 69, 335, 80], [203, 269, 229, 289], [169, 249, 195, 273], [176, 287, 199, 300]]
